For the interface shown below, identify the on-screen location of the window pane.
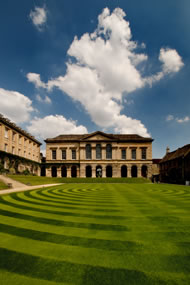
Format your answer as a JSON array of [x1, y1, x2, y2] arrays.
[[86, 144, 91, 159], [132, 149, 136, 160], [96, 144, 102, 159], [72, 149, 76, 159], [52, 150, 56, 160], [142, 148, 146, 160], [121, 149, 126, 159], [106, 144, 112, 159], [62, 149, 66, 160]]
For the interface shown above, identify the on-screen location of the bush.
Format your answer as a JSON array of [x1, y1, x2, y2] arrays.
[[9, 167, 16, 174], [0, 163, 5, 174], [22, 169, 31, 175]]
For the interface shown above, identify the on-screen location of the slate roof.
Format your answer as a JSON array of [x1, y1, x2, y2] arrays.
[[45, 131, 153, 143], [160, 144, 190, 163], [0, 114, 41, 145]]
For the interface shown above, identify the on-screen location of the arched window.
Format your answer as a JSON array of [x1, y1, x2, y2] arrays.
[[131, 165, 137, 177], [96, 165, 102, 177], [71, 165, 77, 177], [106, 165, 112, 177], [141, 165, 147, 178], [86, 144, 92, 159], [51, 166, 57, 177], [61, 166, 67, 177], [121, 165, 127, 177], [106, 144, 112, 159], [96, 144, 102, 159], [86, 165, 92, 177]]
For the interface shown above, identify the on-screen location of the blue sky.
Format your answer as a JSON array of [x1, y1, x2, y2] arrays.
[[0, 0, 189, 158]]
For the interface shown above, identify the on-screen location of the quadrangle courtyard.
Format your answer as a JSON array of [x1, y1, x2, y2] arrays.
[[0, 182, 190, 285]]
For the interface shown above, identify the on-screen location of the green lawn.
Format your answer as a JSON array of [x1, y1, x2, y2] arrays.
[[8, 175, 150, 185], [0, 179, 8, 190], [0, 183, 190, 284]]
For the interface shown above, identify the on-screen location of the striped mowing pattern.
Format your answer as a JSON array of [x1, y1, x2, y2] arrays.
[[0, 183, 190, 285]]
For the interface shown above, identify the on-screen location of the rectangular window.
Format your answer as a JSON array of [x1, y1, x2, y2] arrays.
[[62, 149, 66, 160], [52, 150, 56, 160], [121, 149, 126, 160], [142, 148, 147, 160], [12, 147, 15, 154], [72, 149, 76, 160], [12, 132, 16, 141], [5, 128, 8, 138], [4, 144, 8, 152], [131, 149, 136, 160], [19, 135, 22, 144]]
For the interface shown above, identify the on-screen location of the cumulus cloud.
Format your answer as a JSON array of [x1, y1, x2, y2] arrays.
[[176, 116, 190, 123], [29, 6, 47, 31], [159, 48, 184, 73], [36, 94, 51, 104], [166, 114, 190, 123], [27, 7, 184, 137], [0, 88, 34, 123], [27, 73, 46, 88], [166, 114, 174, 121], [27, 115, 88, 140]]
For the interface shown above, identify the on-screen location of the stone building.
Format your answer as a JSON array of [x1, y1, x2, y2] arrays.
[[160, 145, 190, 184], [45, 131, 153, 178], [0, 114, 41, 175], [152, 159, 161, 182]]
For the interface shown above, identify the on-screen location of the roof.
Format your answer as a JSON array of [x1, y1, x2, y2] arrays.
[[160, 144, 190, 163], [152, 159, 161, 164], [0, 114, 42, 145], [45, 131, 153, 143]]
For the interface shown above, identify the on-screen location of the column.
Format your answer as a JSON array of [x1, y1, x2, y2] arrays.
[[77, 166, 80, 178], [57, 167, 61, 177], [67, 166, 71, 178], [80, 164, 85, 178], [102, 165, 106, 178], [127, 165, 131, 178], [46, 168, 51, 177], [147, 164, 152, 179], [92, 165, 96, 178], [137, 164, 142, 177]]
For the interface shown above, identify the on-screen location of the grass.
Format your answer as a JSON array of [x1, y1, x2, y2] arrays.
[[7, 174, 150, 185], [0, 179, 8, 190], [0, 183, 190, 284]]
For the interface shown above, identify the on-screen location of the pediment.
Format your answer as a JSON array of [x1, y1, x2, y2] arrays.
[[81, 131, 113, 141]]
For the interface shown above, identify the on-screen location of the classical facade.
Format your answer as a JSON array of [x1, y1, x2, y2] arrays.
[[45, 131, 153, 178], [160, 145, 190, 184], [0, 114, 41, 175]]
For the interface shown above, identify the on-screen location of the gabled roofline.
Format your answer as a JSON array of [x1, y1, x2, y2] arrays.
[[80, 131, 115, 141]]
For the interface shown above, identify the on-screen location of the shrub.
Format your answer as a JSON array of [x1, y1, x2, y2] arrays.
[[22, 169, 31, 175]]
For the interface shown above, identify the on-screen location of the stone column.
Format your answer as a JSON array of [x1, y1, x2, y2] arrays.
[[67, 166, 71, 178], [113, 164, 119, 177], [57, 167, 61, 178], [46, 168, 51, 177], [80, 164, 85, 178], [147, 164, 152, 179], [92, 165, 96, 178], [127, 165, 131, 178], [77, 166, 80, 178], [102, 165, 106, 178], [138, 164, 142, 178]]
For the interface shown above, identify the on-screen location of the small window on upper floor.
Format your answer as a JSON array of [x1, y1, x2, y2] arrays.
[[131, 149, 136, 160], [121, 149, 126, 160], [12, 132, 16, 141], [141, 148, 147, 160], [96, 144, 102, 159], [4, 144, 8, 152], [62, 149, 66, 160], [106, 144, 112, 159], [5, 128, 8, 138], [86, 144, 91, 159], [52, 150, 56, 160], [19, 135, 22, 144], [72, 149, 76, 160]]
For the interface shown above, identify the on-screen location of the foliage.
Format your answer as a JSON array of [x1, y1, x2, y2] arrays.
[[22, 169, 31, 176]]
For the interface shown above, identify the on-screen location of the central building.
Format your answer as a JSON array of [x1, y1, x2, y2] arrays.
[[45, 131, 153, 178]]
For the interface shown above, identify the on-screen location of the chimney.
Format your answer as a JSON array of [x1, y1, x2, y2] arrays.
[[166, 146, 170, 154]]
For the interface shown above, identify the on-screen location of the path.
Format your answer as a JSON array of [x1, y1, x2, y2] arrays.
[[0, 174, 63, 195]]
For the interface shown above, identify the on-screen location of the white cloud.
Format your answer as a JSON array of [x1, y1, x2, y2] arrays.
[[159, 48, 184, 73], [27, 73, 46, 88], [27, 7, 184, 137], [36, 94, 51, 104], [0, 88, 34, 123], [27, 115, 88, 140], [166, 114, 174, 121], [176, 116, 190, 123], [29, 6, 47, 31]]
